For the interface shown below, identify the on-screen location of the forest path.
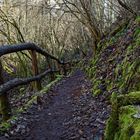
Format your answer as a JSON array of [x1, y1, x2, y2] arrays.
[[5, 70, 110, 140]]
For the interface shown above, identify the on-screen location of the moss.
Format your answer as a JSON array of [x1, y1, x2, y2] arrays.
[[114, 106, 140, 140], [105, 92, 140, 140], [117, 92, 140, 107], [105, 93, 119, 140], [136, 36, 140, 45], [135, 16, 140, 25], [0, 116, 17, 134], [93, 89, 102, 96], [0, 122, 11, 133], [92, 79, 102, 96], [134, 28, 140, 38], [86, 16, 140, 140]]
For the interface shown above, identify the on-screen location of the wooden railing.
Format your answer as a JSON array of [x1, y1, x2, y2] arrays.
[[0, 43, 78, 121]]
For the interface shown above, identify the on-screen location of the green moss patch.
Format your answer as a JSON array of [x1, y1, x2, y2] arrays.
[[114, 106, 140, 140], [105, 92, 140, 140]]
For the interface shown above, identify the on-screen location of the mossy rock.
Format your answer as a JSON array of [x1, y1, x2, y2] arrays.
[[105, 92, 140, 140], [105, 93, 119, 140], [114, 105, 140, 140]]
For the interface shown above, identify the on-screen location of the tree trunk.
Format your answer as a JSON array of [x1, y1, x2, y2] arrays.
[[30, 50, 42, 91]]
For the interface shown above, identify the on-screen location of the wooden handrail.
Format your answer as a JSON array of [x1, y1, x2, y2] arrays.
[[0, 42, 79, 121], [0, 43, 62, 64], [0, 42, 80, 65], [0, 69, 59, 95]]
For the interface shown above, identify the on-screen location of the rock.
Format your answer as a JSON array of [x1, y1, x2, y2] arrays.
[[78, 129, 83, 135], [4, 133, 9, 138], [48, 113, 52, 116], [133, 113, 140, 119]]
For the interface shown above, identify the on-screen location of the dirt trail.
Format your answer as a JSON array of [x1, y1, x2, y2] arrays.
[[2, 70, 110, 140]]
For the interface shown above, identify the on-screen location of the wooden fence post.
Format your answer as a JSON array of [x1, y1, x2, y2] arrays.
[[31, 50, 42, 91], [0, 59, 11, 121]]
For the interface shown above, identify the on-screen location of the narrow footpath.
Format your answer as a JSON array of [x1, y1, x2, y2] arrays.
[[2, 70, 110, 140]]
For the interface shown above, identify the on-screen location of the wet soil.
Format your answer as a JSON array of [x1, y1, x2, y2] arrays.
[[1, 70, 110, 140]]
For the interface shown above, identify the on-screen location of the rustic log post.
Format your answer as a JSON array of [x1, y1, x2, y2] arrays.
[[30, 50, 42, 91], [0, 59, 11, 121]]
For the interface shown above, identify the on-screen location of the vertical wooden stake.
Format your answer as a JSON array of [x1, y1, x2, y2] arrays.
[[31, 50, 42, 91], [0, 59, 11, 121]]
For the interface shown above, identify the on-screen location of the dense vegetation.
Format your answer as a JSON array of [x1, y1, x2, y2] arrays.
[[0, 0, 140, 139]]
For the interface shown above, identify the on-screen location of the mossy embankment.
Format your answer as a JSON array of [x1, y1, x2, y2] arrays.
[[86, 16, 140, 140]]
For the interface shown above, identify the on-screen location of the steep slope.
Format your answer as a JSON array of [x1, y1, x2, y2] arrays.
[[86, 16, 140, 140]]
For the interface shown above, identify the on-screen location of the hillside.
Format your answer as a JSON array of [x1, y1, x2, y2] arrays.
[[86, 16, 140, 139]]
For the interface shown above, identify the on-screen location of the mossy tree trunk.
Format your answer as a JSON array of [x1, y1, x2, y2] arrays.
[[0, 59, 11, 121]]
